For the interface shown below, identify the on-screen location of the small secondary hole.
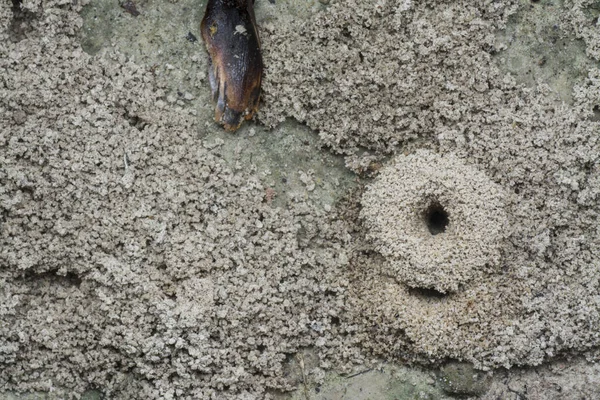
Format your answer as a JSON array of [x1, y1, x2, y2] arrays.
[[10, 0, 36, 42], [590, 105, 600, 122], [408, 286, 447, 298], [423, 202, 449, 235]]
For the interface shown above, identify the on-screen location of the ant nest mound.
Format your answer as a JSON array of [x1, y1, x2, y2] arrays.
[[361, 150, 509, 293]]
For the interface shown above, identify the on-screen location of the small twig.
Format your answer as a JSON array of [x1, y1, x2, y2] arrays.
[[345, 368, 373, 379], [296, 353, 310, 400]]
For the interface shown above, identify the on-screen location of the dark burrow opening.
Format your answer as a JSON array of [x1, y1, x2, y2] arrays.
[[423, 201, 449, 235], [19, 268, 83, 288], [10, 0, 36, 42], [11, 0, 21, 12], [408, 286, 447, 298], [590, 105, 600, 122]]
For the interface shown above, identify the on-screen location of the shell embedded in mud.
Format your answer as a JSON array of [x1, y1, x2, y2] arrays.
[[201, 0, 263, 131]]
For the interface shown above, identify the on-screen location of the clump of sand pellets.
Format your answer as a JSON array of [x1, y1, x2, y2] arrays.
[[360, 150, 508, 293]]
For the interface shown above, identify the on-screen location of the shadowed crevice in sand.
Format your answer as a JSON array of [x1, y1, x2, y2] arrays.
[[407, 286, 448, 299], [9, 0, 36, 42], [17, 269, 83, 288]]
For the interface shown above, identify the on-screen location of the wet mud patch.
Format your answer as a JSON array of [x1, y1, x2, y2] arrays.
[[494, 0, 599, 103], [80, 0, 206, 57], [79, 0, 210, 124], [204, 119, 356, 210]]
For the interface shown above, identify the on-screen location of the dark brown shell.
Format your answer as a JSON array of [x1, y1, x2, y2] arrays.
[[201, 0, 263, 131]]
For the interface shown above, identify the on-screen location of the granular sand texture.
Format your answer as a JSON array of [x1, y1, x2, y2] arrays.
[[2, 0, 600, 398], [0, 1, 356, 398], [360, 150, 508, 293], [261, 0, 600, 369]]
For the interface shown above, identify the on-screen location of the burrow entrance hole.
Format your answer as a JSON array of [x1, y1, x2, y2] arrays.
[[408, 286, 447, 298], [422, 201, 449, 235], [10, 0, 36, 42]]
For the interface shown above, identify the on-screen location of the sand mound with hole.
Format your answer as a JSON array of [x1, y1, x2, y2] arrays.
[[264, 0, 600, 370], [360, 150, 508, 293]]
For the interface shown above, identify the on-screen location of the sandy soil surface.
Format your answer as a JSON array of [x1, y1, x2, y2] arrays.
[[1, 0, 600, 398]]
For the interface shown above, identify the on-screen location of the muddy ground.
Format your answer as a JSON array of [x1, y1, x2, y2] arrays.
[[1, 0, 600, 398]]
